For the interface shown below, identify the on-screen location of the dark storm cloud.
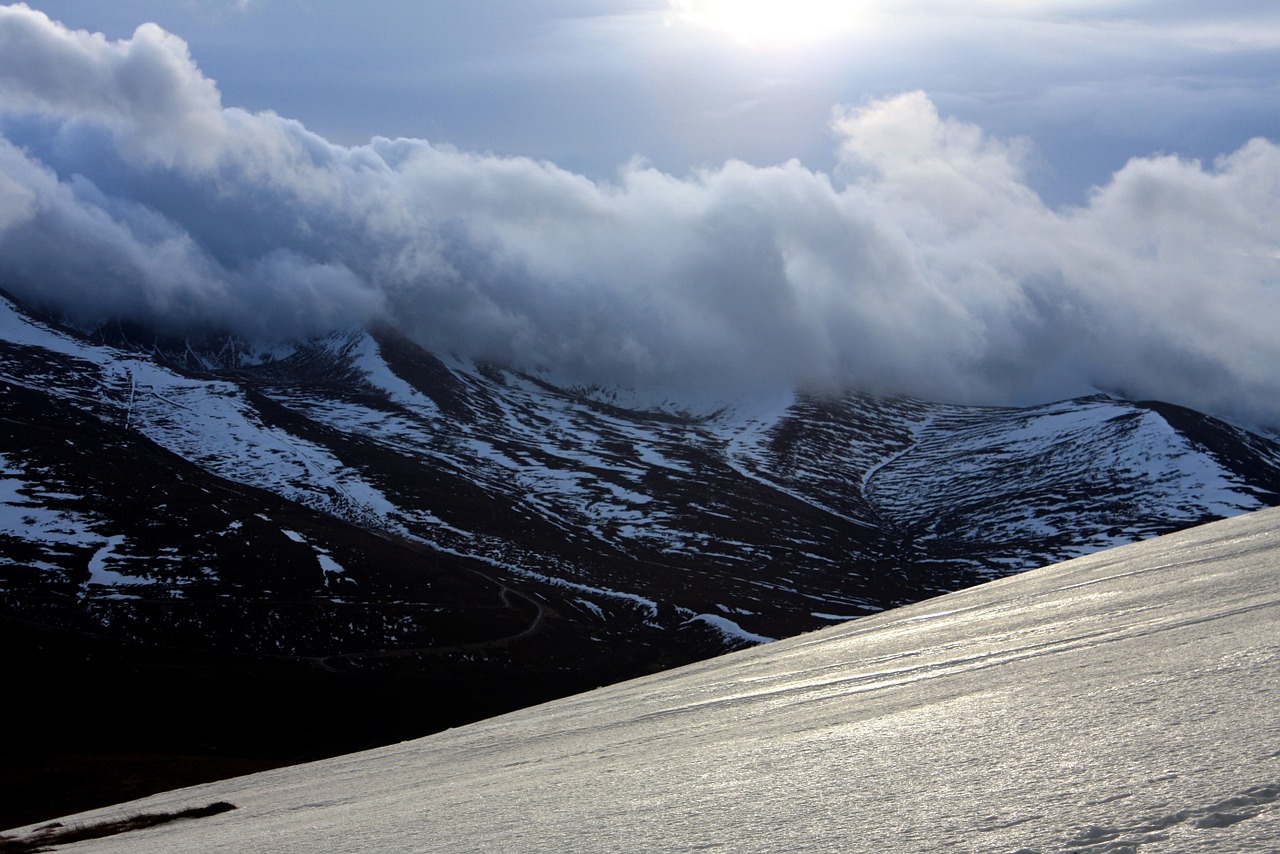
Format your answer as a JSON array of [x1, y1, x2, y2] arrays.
[[0, 5, 1278, 425]]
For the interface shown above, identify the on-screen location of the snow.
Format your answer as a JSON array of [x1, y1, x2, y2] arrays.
[[125, 366, 399, 527], [15, 507, 1280, 853], [859, 414, 933, 496], [683, 613, 776, 646], [84, 535, 143, 588], [0, 464, 100, 549], [633, 443, 691, 473], [860, 396, 1269, 569], [0, 297, 400, 532], [317, 553, 346, 577], [7, 286, 1271, 631], [349, 336, 440, 416]]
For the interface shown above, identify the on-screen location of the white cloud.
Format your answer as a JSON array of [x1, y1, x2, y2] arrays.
[[0, 5, 224, 167], [0, 163, 35, 231], [1, 5, 1278, 426]]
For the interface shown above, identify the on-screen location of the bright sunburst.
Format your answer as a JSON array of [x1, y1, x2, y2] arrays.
[[668, 0, 866, 48]]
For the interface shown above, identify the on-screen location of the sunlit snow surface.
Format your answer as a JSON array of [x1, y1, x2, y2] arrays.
[[18, 508, 1280, 853]]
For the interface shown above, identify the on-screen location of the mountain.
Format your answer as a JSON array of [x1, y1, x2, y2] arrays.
[[1, 288, 1278, 826], [6, 506, 1278, 852]]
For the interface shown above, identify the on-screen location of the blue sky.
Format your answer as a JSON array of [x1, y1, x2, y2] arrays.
[[26, 0, 1280, 204], [1, 2, 1279, 424]]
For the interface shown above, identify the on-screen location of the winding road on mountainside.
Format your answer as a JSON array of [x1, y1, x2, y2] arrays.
[[305, 532, 551, 674]]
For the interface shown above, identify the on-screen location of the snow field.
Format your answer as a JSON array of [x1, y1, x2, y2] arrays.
[[16, 507, 1280, 853]]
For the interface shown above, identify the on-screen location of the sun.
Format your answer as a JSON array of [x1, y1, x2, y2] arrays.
[[667, 0, 866, 48]]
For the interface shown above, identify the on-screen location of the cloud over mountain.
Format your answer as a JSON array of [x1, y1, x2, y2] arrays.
[[0, 4, 1277, 424]]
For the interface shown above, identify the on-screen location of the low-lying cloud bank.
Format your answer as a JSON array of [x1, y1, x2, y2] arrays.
[[0, 5, 1277, 425]]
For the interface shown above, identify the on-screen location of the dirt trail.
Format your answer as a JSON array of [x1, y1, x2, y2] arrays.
[[304, 531, 551, 672]]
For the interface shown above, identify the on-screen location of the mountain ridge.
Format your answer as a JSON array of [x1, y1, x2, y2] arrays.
[[2, 288, 1278, 827], [5, 285, 1280, 644]]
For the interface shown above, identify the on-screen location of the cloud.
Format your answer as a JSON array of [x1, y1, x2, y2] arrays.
[[1, 5, 1278, 426], [0, 5, 224, 165]]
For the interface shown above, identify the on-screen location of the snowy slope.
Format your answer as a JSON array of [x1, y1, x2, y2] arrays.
[[10, 507, 1279, 853]]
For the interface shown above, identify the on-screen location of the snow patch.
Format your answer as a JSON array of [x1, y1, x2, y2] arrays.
[[85, 535, 146, 589], [684, 613, 775, 646], [318, 553, 347, 578]]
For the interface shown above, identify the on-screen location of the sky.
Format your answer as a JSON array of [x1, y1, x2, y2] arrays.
[[0, 1, 1278, 424]]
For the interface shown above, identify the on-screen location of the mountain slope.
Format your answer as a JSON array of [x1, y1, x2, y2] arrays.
[[9, 289, 1277, 631], [8, 506, 1279, 852], [2, 289, 1279, 826]]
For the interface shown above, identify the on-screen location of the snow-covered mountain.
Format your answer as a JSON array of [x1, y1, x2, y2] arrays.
[[7, 505, 1279, 852], [2, 288, 1279, 825]]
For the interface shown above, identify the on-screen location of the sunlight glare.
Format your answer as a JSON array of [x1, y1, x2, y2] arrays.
[[668, 0, 868, 48]]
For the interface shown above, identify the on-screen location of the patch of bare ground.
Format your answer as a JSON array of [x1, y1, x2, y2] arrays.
[[0, 802, 235, 852]]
